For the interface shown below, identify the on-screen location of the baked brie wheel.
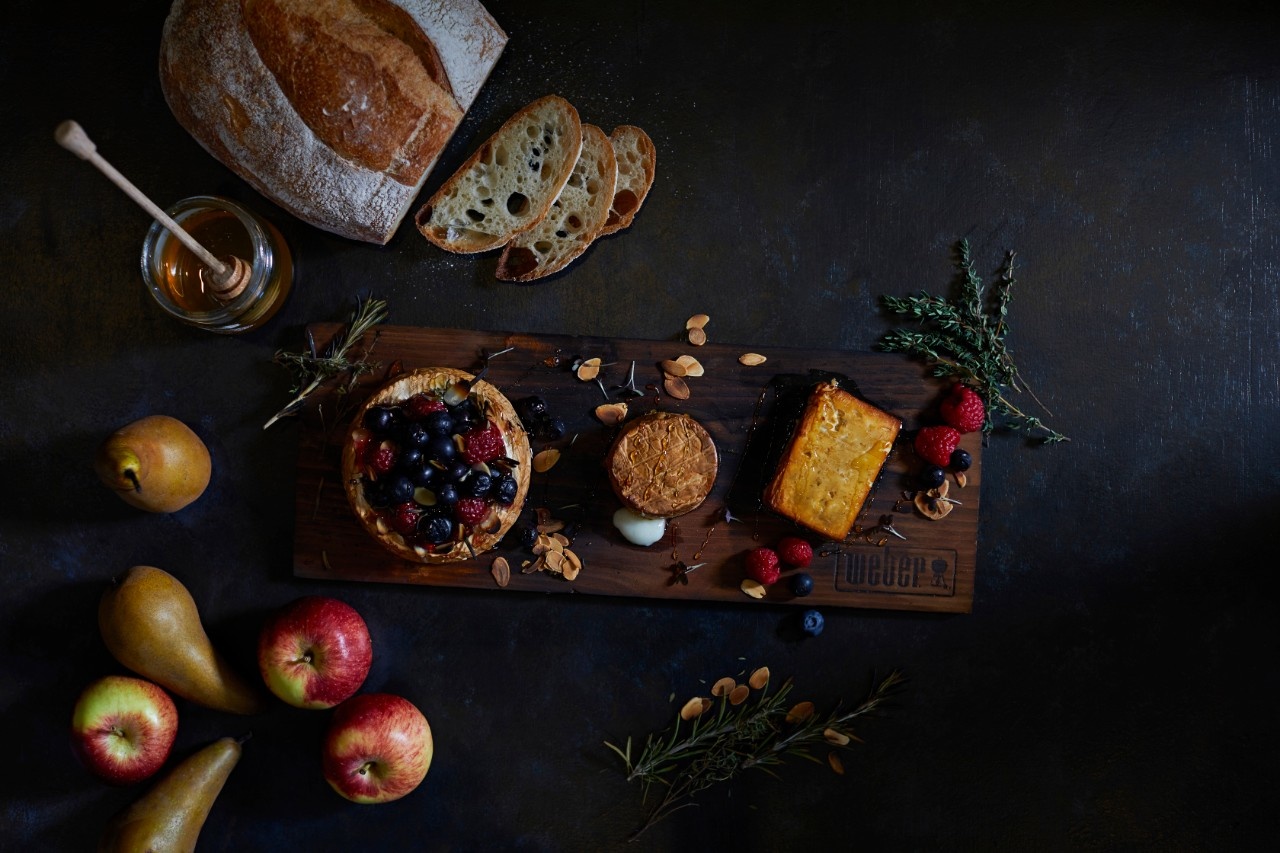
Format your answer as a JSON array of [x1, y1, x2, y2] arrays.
[[342, 367, 531, 563], [605, 411, 718, 519]]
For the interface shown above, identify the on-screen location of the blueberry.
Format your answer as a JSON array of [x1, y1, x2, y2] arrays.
[[950, 448, 972, 471], [518, 524, 538, 548], [386, 475, 415, 504], [421, 515, 454, 544], [436, 483, 459, 506], [397, 447, 424, 470], [402, 423, 431, 448], [410, 463, 437, 487], [446, 460, 470, 482], [495, 475, 518, 505], [425, 411, 456, 436], [452, 409, 479, 434], [542, 417, 566, 441], [518, 396, 548, 419], [919, 466, 946, 489], [790, 572, 814, 597], [426, 435, 457, 462], [467, 472, 494, 497], [800, 609, 825, 637], [364, 406, 395, 433]]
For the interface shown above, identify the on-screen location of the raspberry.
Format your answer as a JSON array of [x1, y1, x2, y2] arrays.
[[405, 393, 447, 420], [776, 536, 813, 568], [370, 440, 397, 475], [462, 419, 505, 465], [388, 502, 420, 536], [939, 384, 985, 434], [745, 547, 781, 586], [454, 497, 489, 526], [914, 426, 961, 468]]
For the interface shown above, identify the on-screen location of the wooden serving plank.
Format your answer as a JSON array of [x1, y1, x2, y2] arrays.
[[292, 324, 980, 613]]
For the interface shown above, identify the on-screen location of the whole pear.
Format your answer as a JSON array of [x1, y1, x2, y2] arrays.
[[98, 736, 242, 853], [99, 566, 265, 715], [95, 415, 211, 513]]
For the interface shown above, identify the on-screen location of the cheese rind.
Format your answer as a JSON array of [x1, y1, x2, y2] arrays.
[[606, 412, 718, 518], [762, 382, 900, 540]]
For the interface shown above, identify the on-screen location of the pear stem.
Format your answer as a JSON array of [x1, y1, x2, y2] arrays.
[[124, 469, 142, 493]]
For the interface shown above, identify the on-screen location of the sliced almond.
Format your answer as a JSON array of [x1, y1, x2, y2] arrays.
[[738, 352, 767, 366], [490, 557, 511, 588], [785, 701, 816, 723], [728, 684, 751, 705], [562, 549, 582, 580], [595, 402, 628, 425], [741, 578, 766, 599], [659, 359, 687, 378], [533, 448, 561, 473], [543, 550, 567, 574], [664, 375, 691, 400], [914, 481, 954, 520], [687, 326, 707, 347], [675, 355, 704, 377], [551, 532, 571, 549], [680, 696, 711, 721], [575, 357, 602, 381], [521, 557, 541, 574], [711, 677, 737, 697], [685, 313, 709, 330], [748, 667, 770, 690], [536, 517, 566, 535], [823, 728, 851, 746], [954, 471, 968, 488], [828, 752, 845, 775]]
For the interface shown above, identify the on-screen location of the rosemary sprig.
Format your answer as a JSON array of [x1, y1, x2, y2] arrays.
[[263, 294, 389, 429], [605, 667, 904, 841], [877, 239, 1068, 443]]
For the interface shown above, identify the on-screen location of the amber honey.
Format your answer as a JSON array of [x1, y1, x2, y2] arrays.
[[141, 196, 293, 333]]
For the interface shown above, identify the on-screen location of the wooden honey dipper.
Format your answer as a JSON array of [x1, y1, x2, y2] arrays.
[[55, 120, 251, 301]]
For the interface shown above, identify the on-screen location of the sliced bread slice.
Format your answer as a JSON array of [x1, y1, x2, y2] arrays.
[[495, 123, 618, 282], [599, 125, 656, 236], [415, 94, 582, 253]]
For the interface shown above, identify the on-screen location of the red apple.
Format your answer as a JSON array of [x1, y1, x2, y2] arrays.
[[322, 693, 433, 804], [258, 596, 372, 709], [70, 675, 178, 785]]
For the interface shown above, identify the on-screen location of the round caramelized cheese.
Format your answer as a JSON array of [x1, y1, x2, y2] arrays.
[[606, 411, 718, 518], [342, 367, 531, 563]]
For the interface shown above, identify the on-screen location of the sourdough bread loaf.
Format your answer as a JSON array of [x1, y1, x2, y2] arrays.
[[159, 0, 506, 245], [601, 125, 656, 236], [494, 123, 618, 282], [414, 95, 584, 253]]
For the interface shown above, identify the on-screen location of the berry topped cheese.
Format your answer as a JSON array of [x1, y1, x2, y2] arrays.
[[341, 368, 531, 563]]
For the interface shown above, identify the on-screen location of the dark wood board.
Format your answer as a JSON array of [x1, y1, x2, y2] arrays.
[[292, 324, 981, 613]]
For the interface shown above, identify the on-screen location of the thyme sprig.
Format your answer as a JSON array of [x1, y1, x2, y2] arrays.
[[877, 240, 1068, 443], [263, 294, 389, 429], [605, 668, 904, 841]]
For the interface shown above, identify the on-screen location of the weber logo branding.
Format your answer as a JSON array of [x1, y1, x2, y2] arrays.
[[832, 548, 957, 597]]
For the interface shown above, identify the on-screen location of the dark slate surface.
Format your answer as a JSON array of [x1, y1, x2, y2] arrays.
[[2, 1, 1277, 850]]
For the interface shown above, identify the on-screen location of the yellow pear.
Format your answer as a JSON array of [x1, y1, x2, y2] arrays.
[[99, 566, 265, 715], [95, 415, 211, 513], [98, 736, 242, 853]]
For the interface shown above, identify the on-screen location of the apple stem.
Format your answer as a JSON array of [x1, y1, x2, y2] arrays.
[[358, 762, 374, 776]]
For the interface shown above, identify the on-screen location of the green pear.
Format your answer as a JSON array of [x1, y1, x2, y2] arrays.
[[95, 415, 211, 513], [98, 736, 243, 853], [99, 566, 265, 715]]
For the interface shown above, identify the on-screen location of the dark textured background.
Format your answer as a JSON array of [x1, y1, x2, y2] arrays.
[[3, 1, 1278, 850]]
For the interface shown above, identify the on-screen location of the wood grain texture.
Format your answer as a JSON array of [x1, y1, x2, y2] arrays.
[[293, 324, 981, 612]]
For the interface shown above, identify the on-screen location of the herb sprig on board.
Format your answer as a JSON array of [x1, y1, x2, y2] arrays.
[[264, 294, 389, 429], [878, 240, 1068, 443], [605, 667, 904, 840]]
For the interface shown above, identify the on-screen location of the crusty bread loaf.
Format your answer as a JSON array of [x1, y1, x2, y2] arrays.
[[600, 125, 656, 236], [763, 382, 901, 540], [414, 95, 584, 254], [494, 124, 618, 282], [159, 0, 506, 245]]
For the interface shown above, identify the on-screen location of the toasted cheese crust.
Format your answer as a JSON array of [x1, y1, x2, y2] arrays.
[[763, 382, 900, 540], [606, 411, 718, 519]]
